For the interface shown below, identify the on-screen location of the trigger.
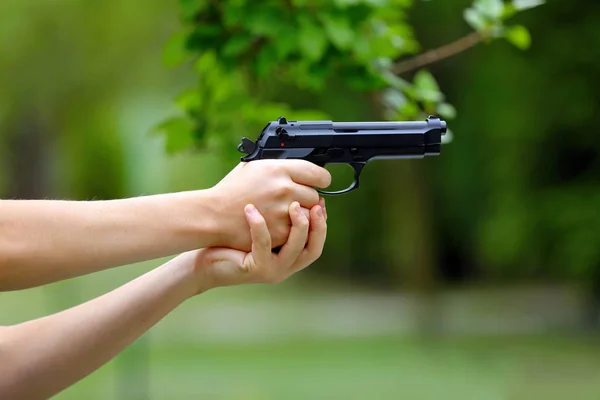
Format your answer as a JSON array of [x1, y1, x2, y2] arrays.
[[316, 162, 366, 196], [350, 162, 365, 184]]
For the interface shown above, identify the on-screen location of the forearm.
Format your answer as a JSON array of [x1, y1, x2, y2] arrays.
[[0, 190, 220, 290], [0, 255, 202, 399]]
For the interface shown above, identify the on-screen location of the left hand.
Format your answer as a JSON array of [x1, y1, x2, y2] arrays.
[[181, 200, 327, 294]]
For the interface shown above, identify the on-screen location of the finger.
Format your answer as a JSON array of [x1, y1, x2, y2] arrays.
[[244, 204, 272, 267], [319, 197, 327, 221], [299, 207, 311, 222], [291, 184, 320, 209], [277, 202, 310, 266], [291, 205, 327, 272], [282, 160, 332, 189]]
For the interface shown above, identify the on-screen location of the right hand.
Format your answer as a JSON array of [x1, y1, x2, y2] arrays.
[[208, 160, 331, 252]]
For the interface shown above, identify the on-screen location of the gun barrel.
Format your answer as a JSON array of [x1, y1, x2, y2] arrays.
[[294, 116, 446, 135], [332, 121, 431, 131]]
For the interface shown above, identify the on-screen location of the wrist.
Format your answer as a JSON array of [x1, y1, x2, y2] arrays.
[[167, 189, 223, 250], [199, 187, 240, 249], [168, 250, 217, 296]]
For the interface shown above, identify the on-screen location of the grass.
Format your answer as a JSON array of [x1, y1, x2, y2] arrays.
[[57, 334, 600, 400], [2, 265, 599, 399]]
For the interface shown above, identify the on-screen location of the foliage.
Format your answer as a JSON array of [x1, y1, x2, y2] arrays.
[[158, 0, 544, 153]]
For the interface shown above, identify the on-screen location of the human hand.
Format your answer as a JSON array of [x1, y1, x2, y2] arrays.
[[182, 200, 326, 293], [208, 160, 331, 251]]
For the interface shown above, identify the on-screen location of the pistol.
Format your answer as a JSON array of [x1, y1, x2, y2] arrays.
[[237, 115, 447, 195]]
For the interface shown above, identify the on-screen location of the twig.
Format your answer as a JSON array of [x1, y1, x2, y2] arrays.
[[391, 31, 484, 75]]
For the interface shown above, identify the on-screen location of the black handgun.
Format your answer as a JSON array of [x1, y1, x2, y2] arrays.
[[237, 115, 447, 195]]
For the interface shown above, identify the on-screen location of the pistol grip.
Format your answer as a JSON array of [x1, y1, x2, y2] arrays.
[[317, 162, 365, 196]]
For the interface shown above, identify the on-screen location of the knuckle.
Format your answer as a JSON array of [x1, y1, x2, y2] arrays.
[[239, 263, 253, 275], [280, 182, 295, 197], [270, 164, 284, 175], [271, 161, 286, 172], [270, 181, 293, 199]]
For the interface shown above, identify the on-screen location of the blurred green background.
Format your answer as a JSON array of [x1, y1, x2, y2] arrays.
[[1, 0, 600, 399]]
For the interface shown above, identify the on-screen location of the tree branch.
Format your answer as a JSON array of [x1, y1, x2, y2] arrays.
[[391, 31, 484, 76]]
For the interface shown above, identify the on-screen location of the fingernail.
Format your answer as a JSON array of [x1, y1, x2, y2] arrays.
[[317, 206, 323, 218], [295, 202, 302, 215], [246, 204, 257, 215]]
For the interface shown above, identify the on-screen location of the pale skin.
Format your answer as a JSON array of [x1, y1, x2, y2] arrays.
[[0, 160, 331, 290], [0, 201, 327, 399], [0, 159, 331, 398]]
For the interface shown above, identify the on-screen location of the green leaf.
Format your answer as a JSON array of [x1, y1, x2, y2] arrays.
[[382, 88, 407, 110], [162, 30, 190, 67], [381, 70, 411, 91], [351, 33, 370, 61], [463, 8, 488, 31], [274, 29, 298, 60], [505, 25, 531, 50], [436, 102, 457, 119], [193, 51, 218, 74], [186, 25, 223, 52], [502, 0, 545, 20], [222, 35, 254, 57], [414, 69, 440, 93], [154, 117, 196, 154], [502, 3, 518, 20], [244, 8, 282, 37], [473, 0, 504, 20], [368, 34, 405, 60], [254, 45, 278, 78], [513, 0, 545, 11], [413, 69, 443, 103], [179, 0, 203, 20], [298, 16, 329, 61], [322, 15, 355, 50], [398, 100, 421, 119], [332, 0, 360, 7], [175, 89, 201, 112], [222, 2, 245, 28]]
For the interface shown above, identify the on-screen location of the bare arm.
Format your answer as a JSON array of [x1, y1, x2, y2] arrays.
[[0, 253, 199, 399], [0, 191, 218, 290], [0, 201, 326, 400], [0, 160, 331, 291]]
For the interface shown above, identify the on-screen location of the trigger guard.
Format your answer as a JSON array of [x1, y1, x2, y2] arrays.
[[317, 162, 365, 196]]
